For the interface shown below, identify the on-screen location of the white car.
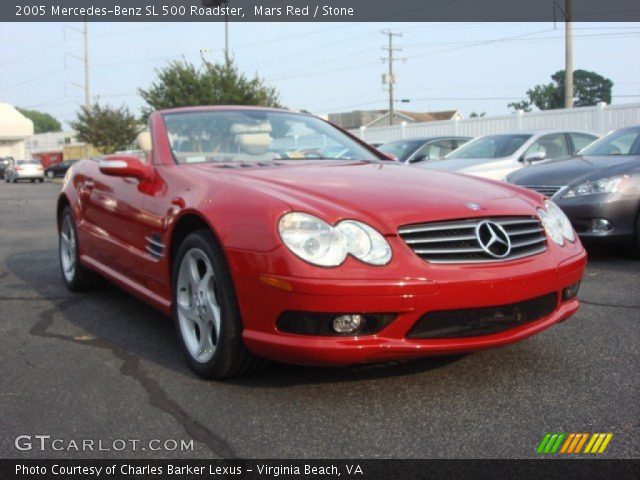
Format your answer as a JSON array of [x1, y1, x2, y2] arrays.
[[418, 130, 598, 180], [5, 159, 45, 183]]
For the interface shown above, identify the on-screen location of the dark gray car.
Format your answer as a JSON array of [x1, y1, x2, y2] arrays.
[[378, 136, 471, 163], [507, 126, 640, 252]]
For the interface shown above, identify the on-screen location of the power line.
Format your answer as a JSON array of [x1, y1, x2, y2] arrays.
[[402, 30, 640, 48], [245, 31, 378, 72], [232, 23, 361, 50], [0, 40, 68, 68], [268, 28, 556, 83], [264, 46, 379, 81], [0, 23, 179, 68], [0, 68, 66, 92], [267, 61, 380, 82]]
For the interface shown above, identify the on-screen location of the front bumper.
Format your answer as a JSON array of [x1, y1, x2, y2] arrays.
[[555, 193, 640, 241], [228, 242, 587, 366]]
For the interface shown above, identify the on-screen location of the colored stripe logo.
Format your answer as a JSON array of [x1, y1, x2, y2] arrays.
[[537, 433, 613, 454]]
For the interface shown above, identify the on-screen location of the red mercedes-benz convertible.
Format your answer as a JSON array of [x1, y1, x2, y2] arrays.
[[57, 106, 586, 378]]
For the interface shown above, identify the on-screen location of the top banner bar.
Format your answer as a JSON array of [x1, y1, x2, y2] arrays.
[[4, 0, 640, 22]]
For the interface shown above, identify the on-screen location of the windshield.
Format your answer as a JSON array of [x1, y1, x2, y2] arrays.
[[163, 110, 379, 164], [578, 127, 640, 156], [446, 134, 532, 159], [17, 160, 40, 165], [378, 140, 425, 162]]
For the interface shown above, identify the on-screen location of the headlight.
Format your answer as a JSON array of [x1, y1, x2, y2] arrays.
[[562, 175, 628, 198], [278, 212, 392, 267], [537, 200, 575, 246]]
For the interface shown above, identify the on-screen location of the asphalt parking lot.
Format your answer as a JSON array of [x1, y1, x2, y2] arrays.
[[0, 180, 638, 459]]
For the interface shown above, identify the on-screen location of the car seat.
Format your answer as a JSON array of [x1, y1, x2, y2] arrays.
[[231, 122, 274, 160]]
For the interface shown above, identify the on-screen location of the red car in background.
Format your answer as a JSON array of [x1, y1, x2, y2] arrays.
[[57, 106, 586, 378]]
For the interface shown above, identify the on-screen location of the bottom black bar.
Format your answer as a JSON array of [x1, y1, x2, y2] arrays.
[[1, 459, 638, 480]]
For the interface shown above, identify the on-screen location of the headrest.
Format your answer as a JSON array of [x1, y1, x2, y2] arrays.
[[230, 122, 272, 135], [232, 122, 272, 155], [137, 131, 152, 153]]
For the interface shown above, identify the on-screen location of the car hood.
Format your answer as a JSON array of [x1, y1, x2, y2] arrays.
[[187, 161, 542, 233], [507, 155, 640, 186]]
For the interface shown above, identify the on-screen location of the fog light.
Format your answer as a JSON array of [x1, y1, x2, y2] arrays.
[[590, 218, 612, 232], [277, 312, 396, 336], [333, 314, 363, 334], [562, 282, 581, 301]]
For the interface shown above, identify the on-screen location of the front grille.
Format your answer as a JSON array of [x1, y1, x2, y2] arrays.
[[406, 293, 558, 339], [520, 185, 566, 197], [398, 216, 547, 263]]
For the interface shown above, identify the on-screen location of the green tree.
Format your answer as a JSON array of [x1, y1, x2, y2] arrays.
[[507, 100, 533, 112], [138, 59, 281, 119], [17, 108, 62, 134], [509, 70, 613, 111], [70, 103, 140, 154]]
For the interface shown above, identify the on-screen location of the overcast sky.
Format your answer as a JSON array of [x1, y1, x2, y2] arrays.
[[1, 21, 638, 127]]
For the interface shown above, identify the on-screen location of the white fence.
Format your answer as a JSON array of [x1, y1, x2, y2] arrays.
[[351, 103, 640, 144]]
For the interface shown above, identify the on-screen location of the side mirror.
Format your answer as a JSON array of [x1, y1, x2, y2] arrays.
[[412, 154, 428, 163], [523, 151, 546, 164], [99, 155, 149, 180], [137, 131, 152, 153]]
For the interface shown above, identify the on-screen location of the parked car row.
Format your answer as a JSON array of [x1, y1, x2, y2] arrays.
[[374, 130, 598, 178], [0, 157, 79, 182], [508, 126, 640, 250], [373, 125, 639, 252]]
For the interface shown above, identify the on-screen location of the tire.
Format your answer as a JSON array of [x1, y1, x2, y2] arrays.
[[38, 178, 44, 183], [30, 179, 35, 183], [59, 206, 104, 291], [172, 229, 264, 379]]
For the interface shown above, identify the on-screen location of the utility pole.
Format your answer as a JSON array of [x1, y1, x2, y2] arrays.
[[224, 10, 230, 66], [83, 20, 90, 108], [564, 0, 573, 108], [381, 31, 404, 126], [203, 0, 230, 66], [64, 19, 90, 108]]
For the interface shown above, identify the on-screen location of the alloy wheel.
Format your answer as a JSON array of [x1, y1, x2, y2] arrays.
[[60, 215, 76, 282], [176, 248, 221, 363]]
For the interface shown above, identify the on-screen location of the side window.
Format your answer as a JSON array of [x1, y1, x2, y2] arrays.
[[412, 140, 456, 162], [570, 133, 597, 153], [453, 139, 470, 149], [524, 134, 569, 159]]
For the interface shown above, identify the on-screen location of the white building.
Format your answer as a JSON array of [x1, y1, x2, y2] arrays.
[[25, 131, 79, 157], [0, 103, 34, 158]]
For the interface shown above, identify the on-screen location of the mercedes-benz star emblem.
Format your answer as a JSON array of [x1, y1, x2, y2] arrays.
[[475, 221, 512, 258]]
